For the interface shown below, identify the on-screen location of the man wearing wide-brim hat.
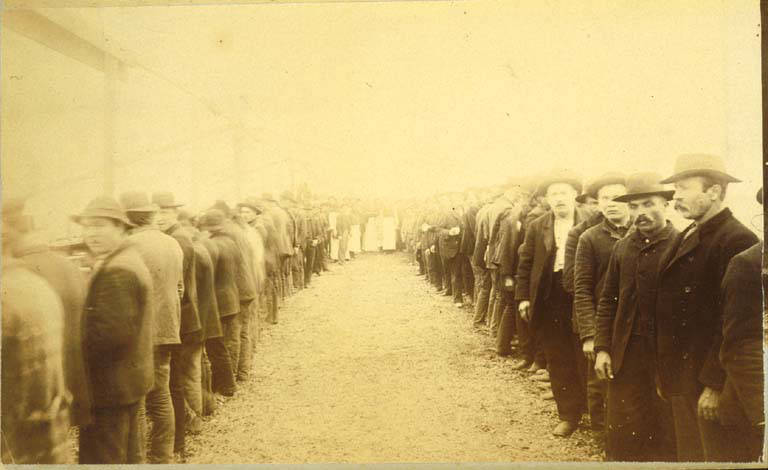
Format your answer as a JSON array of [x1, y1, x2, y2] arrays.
[[653, 154, 758, 461], [119, 190, 184, 464], [71, 196, 155, 463], [591, 172, 678, 461], [515, 169, 590, 437], [714, 185, 764, 462], [153, 191, 206, 451]]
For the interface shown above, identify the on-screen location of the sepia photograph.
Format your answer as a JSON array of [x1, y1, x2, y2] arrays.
[[1, 0, 765, 466]]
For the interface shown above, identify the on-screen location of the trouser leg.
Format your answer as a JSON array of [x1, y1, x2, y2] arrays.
[[205, 335, 236, 396], [489, 270, 506, 336], [461, 256, 475, 302], [668, 394, 705, 461], [237, 304, 253, 381], [450, 256, 462, 302], [79, 402, 143, 464], [200, 350, 217, 416], [223, 311, 243, 370], [472, 267, 491, 326], [496, 297, 517, 356], [586, 358, 607, 430], [606, 335, 675, 461], [145, 346, 174, 464], [169, 345, 186, 454]]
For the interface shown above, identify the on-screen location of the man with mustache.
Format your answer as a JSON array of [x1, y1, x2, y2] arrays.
[[654, 154, 758, 461], [515, 169, 588, 436], [593, 173, 677, 461], [572, 173, 631, 434]]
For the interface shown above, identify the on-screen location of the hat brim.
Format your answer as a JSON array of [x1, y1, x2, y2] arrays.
[[613, 190, 675, 203], [157, 203, 185, 209], [575, 193, 591, 204], [536, 178, 583, 197], [236, 203, 263, 213], [586, 177, 628, 199], [659, 169, 741, 184], [125, 204, 159, 212], [70, 213, 134, 227]]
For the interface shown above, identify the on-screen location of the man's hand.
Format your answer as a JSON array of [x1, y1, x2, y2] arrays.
[[582, 338, 595, 362], [594, 351, 613, 380], [518, 300, 531, 322], [698, 387, 720, 421], [503, 276, 515, 291], [430, 245, 436, 254]]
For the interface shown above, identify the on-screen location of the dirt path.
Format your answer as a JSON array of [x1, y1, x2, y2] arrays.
[[187, 252, 603, 463]]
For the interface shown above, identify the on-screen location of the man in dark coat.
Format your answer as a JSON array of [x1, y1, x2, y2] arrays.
[[2, 202, 71, 464], [654, 154, 758, 461], [572, 173, 630, 432], [73, 197, 154, 464], [199, 209, 249, 396], [712, 188, 764, 462], [515, 170, 588, 437], [437, 195, 464, 306], [593, 173, 677, 461], [7, 199, 91, 429]]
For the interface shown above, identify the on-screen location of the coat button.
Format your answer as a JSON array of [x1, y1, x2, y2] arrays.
[[684, 286, 692, 293]]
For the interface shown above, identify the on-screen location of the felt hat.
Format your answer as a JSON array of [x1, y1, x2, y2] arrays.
[[198, 209, 226, 231], [71, 196, 134, 226], [535, 169, 583, 196], [152, 191, 185, 209], [613, 172, 675, 203], [119, 191, 158, 212], [660, 154, 741, 184]]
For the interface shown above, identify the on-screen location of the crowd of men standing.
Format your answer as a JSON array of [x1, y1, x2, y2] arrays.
[[401, 154, 765, 463], [1, 189, 365, 464]]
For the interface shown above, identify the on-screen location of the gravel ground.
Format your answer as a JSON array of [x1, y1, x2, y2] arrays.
[[186, 251, 603, 464]]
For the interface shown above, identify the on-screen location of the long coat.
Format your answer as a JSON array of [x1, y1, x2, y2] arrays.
[[514, 208, 587, 329], [471, 204, 492, 268], [437, 209, 462, 260], [167, 224, 202, 342], [593, 223, 678, 375], [128, 227, 183, 346], [654, 208, 758, 397], [718, 242, 764, 426], [196, 238, 223, 340], [572, 218, 630, 342], [2, 259, 70, 464], [16, 241, 91, 426], [83, 242, 155, 407], [208, 232, 241, 318]]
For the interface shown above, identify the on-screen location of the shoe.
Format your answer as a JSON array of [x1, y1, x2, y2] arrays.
[[552, 420, 577, 437], [186, 415, 203, 435], [532, 371, 550, 382], [527, 362, 545, 373], [442, 291, 453, 297], [454, 302, 463, 308], [511, 359, 532, 370], [540, 390, 554, 400]]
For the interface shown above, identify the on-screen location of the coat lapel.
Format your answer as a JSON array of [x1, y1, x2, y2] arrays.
[[664, 224, 699, 271], [542, 212, 554, 255]]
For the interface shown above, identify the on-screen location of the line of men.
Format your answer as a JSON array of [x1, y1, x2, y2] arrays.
[[402, 154, 764, 462], [0, 189, 357, 465]]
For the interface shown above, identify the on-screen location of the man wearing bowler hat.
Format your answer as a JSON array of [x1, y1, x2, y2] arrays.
[[593, 173, 678, 461], [153, 191, 203, 458], [72, 197, 154, 464], [571, 172, 631, 433], [709, 186, 764, 462], [654, 154, 758, 461], [119, 190, 184, 464], [515, 169, 589, 436]]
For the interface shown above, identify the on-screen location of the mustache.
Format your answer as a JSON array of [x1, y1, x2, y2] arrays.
[[635, 215, 652, 224], [674, 202, 687, 211]]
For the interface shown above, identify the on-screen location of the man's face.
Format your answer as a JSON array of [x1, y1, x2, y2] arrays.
[[81, 217, 125, 255], [672, 176, 717, 221], [155, 208, 178, 231], [597, 184, 629, 222], [545, 183, 577, 215], [240, 206, 257, 223], [627, 195, 667, 234], [581, 196, 599, 208]]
